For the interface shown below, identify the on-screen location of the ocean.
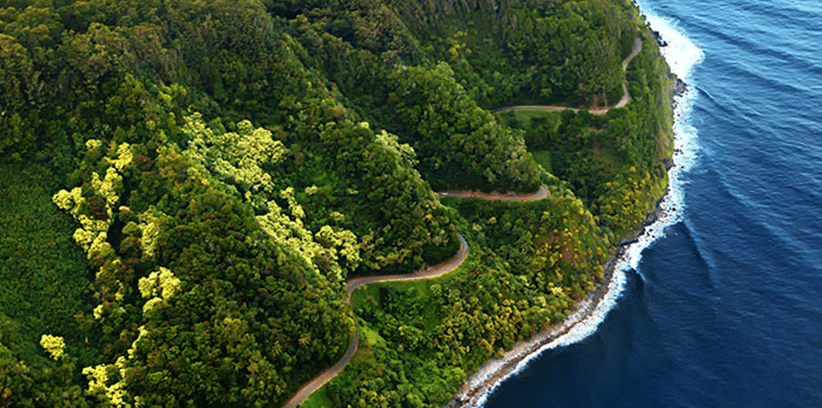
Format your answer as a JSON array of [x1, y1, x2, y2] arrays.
[[481, 0, 822, 406]]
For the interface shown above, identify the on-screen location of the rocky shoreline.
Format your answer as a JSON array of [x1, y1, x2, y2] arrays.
[[444, 23, 688, 408], [671, 78, 689, 106], [445, 188, 670, 407]]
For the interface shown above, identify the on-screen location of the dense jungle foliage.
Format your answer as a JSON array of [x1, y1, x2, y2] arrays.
[[0, 0, 674, 407]]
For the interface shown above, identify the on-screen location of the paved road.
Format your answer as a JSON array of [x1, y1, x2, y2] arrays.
[[280, 36, 646, 408], [283, 180, 552, 407], [437, 185, 551, 201], [282, 235, 468, 408], [491, 38, 643, 116]]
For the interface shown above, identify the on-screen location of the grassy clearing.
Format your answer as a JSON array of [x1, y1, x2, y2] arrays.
[[0, 160, 93, 367], [300, 386, 333, 408], [530, 150, 553, 174], [358, 319, 386, 347], [495, 109, 562, 130]]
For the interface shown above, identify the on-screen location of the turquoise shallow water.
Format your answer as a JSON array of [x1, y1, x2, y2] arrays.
[[483, 1, 822, 406]]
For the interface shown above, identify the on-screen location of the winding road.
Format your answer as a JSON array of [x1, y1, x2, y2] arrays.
[[282, 186, 551, 408], [282, 236, 469, 408], [490, 38, 643, 116], [283, 37, 643, 408], [437, 184, 551, 201]]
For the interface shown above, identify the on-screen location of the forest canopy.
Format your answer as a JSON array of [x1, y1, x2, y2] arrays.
[[0, 0, 674, 407]]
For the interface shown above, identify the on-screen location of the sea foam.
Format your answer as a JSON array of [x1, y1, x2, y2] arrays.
[[472, 10, 705, 408], [622, 12, 704, 274]]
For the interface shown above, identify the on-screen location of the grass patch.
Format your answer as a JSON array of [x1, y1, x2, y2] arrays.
[[300, 386, 332, 408], [0, 160, 93, 367], [530, 150, 553, 174], [358, 319, 386, 347], [495, 109, 561, 130], [353, 250, 475, 333]]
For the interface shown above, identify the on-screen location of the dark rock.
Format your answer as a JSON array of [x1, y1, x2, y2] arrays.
[[655, 33, 668, 47], [663, 157, 674, 170], [646, 24, 668, 47], [671, 78, 688, 106], [616, 237, 639, 247]]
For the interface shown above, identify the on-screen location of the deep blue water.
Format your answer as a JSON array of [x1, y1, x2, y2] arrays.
[[483, 1, 822, 407]]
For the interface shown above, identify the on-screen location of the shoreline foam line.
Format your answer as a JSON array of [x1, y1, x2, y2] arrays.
[[620, 12, 705, 278], [449, 11, 705, 408]]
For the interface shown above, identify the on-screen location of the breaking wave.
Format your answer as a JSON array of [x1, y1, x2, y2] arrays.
[[473, 10, 705, 407]]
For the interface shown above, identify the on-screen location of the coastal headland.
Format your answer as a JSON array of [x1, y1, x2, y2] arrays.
[[447, 189, 671, 407], [286, 30, 678, 406], [0, 1, 678, 407]]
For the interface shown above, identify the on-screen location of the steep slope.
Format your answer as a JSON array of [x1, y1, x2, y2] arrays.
[[0, 0, 674, 407]]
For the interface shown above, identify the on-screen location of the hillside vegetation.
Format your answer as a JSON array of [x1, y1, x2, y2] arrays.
[[0, 0, 673, 407]]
